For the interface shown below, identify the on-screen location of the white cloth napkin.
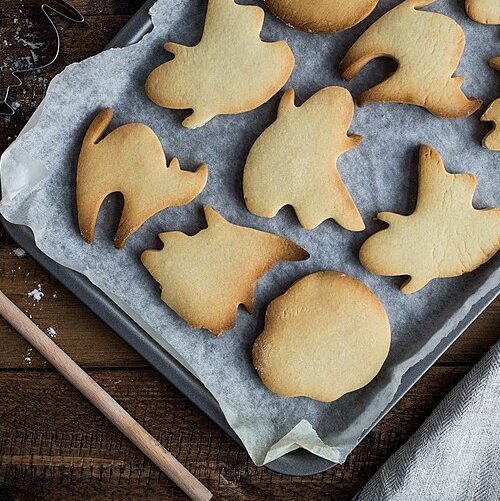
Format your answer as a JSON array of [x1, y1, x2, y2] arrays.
[[354, 341, 500, 501]]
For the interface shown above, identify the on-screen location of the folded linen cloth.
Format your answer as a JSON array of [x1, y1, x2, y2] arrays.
[[354, 341, 500, 501]]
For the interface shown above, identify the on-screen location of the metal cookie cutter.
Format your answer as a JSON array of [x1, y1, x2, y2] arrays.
[[1, 1, 85, 116]]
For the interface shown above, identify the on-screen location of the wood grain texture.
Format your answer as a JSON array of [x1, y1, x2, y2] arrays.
[[0, 291, 212, 501], [0, 0, 145, 17], [0, 227, 147, 369], [0, 1, 499, 500], [0, 367, 471, 500]]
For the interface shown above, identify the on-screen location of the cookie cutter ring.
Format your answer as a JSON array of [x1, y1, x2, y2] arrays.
[[1, 1, 84, 116]]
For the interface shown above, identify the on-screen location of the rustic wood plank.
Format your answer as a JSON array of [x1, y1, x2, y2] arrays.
[[438, 309, 500, 363], [0, 366, 469, 500], [1, 13, 135, 145], [0, 291, 213, 501], [0, 0, 145, 17], [0, 227, 147, 369], [0, 14, 134, 82]]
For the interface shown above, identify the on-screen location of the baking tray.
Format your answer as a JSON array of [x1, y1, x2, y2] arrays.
[[1, 0, 499, 476]]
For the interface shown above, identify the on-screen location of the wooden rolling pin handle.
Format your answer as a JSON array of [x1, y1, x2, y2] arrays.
[[0, 290, 212, 501]]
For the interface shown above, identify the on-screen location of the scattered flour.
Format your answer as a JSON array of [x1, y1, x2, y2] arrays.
[[23, 347, 33, 366], [2, 12, 49, 113], [27, 284, 44, 302], [46, 327, 57, 338], [12, 248, 26, 257], [17, 38, 43, 50]]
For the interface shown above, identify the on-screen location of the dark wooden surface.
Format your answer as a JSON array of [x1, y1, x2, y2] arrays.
[[0, 2, 499, 500]]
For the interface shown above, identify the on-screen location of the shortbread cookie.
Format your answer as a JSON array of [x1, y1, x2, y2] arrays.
[[360, 145, 500, 293], [77, 108, 208, 249], [339, 0, 481, 118], [480, 58, 500, 151], [490, 57, 500, 71], [481, 99, 500, 151], [145, 0, 294, 129], [243, 87, 364, 231], [141, 206, 308, 335], [264, 0, 379, 33], [465, 0, 500, 24], [253, 272, 391, 402]]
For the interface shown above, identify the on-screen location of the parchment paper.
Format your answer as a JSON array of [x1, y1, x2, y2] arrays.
[[1, 0, 499, 466]]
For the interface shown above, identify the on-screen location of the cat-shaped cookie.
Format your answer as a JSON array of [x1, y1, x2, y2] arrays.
[[77, 108, 208, 248]]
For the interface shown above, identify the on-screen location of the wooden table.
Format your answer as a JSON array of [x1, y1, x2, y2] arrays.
[[0, 2, 499, 499]]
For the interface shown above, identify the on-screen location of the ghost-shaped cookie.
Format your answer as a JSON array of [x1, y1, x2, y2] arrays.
[[145, 0, 294, 128], [243, 87, 364, 232], [360, 145, 500, 293]]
